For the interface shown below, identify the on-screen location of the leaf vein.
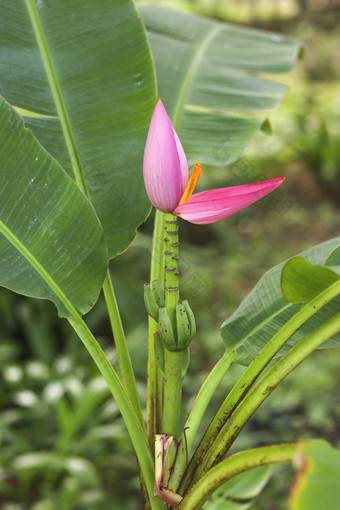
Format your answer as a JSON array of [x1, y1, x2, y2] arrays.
[[24, 0, 89, 196]]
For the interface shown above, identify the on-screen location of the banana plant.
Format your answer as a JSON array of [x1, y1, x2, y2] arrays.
[[1, 1, 340, 509]]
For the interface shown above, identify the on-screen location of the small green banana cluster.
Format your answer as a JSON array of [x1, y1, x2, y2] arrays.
[[144, 280, 196, 351], [144, 280, 196, 378], [158, 301, 196, 351]]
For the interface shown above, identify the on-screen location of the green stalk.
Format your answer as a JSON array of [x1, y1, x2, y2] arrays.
[[186, 311, 340, 489], [170, 349, 236, 491], [179, 444, 295, 510], [103, 270, 144, 429], [162, 213, 182, 438], [103, 280, 152, 509], [147, 210, 165, 451], [148, 312, 163, 450], [67, 314, 163, 510], [163, 349, 183, 438], [180, 279, 340, 493]]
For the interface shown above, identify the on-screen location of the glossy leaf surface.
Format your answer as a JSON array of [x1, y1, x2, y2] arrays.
[[281, 257, 340, 303], [140, 5, 301, 165], [205, 465, 271, 510], [0, 97, 107, 317], [0, 0, 156, 257], [221, 237, 340, 365]]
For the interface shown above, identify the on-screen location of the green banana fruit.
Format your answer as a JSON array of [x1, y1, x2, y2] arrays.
[[143, 283, 159, 321], [158, 307, 176, 351], [152, 279, 165, 307], [182, 299, 196, 341], [175, 303, 191, 350]]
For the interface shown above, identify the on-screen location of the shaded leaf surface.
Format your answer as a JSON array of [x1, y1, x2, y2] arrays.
[[140, 5, 301, 165], [221, 237, 340, 365], [0, 97, 107, 317], [205, 465, 271, 510], [281, 257, 340, 303], [0, 0, 156, 257]]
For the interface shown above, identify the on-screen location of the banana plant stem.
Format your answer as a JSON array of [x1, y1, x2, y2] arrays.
[[67, 314, 163, 510], [162, 213, 182, 438], [180, 278, 340, 493], [163, 349, 183, 438], [147, 210, 165, 451], [147, 315, 163, 451], [179, 444, 295, 510], [185, 311, 340, 490], [103, 269, 144, 429], [170, 349, 236, 491]]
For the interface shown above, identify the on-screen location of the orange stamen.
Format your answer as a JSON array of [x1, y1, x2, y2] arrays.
[[177, 162, 202, 206]]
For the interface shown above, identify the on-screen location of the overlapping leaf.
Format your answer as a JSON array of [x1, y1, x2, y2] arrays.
[[0, 98, 107, 317], [221, 237, 340, 365], [281, 257, 340, 303], [0, 0, 157, 257], [140, 5, 301, 165], [205, 465, 271, 510]]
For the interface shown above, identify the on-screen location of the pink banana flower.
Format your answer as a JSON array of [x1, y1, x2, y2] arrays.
[[143, 99, 285, 224]]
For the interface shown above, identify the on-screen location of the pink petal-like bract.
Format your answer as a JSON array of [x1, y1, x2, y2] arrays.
[[172, 127, 189, 194], [172, 177, 285, 224], [143, 100, 188, 212]]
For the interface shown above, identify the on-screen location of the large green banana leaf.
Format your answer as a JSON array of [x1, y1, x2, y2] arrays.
[[140, 5, 301, 165], [0, 97, 107, 317], [221, 237, 340, 365], [0, 0, 157, 258], [0, 2, 300, 260]]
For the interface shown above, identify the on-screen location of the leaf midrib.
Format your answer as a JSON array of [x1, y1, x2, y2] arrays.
[[223, 301, 293, 347], [171, 23, 222, 130], [24, 0, 89, 197], [0, 218, 79, 318]]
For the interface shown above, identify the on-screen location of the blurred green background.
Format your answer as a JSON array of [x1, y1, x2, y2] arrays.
[[1, 1, 340, 509]]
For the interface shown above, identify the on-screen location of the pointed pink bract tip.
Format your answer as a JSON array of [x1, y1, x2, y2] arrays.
[[173, 176, 286, 225], [275, 176, 285, 183], [143, 96, 188, 212]]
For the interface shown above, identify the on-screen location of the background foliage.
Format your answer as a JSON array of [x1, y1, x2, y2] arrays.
[[1, 1, 340, 509]]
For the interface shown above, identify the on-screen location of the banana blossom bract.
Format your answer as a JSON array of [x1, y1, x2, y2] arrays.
[[143, 99, 285, 224]]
